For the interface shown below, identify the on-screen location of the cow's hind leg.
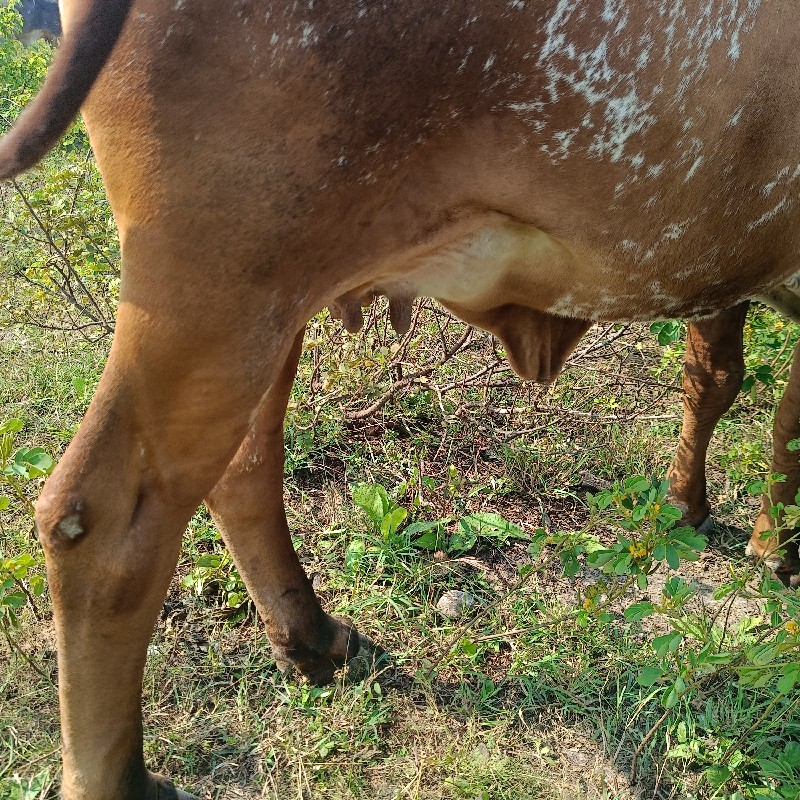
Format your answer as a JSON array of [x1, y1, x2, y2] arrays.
[[206, 330, 369, 685], [35, 301, 297, 800], [668, 303, 749, 528], [747, 340, 800, 578]]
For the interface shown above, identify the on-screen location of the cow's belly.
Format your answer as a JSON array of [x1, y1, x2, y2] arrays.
[[758, 271, 800, 322], [371, 215, 786, 325], [328, 211, 800, 382]]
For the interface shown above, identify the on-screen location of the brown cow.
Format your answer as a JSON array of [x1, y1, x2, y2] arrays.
[[2, 1, 800, 798]]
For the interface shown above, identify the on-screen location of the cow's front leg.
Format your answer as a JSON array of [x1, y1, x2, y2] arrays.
[[35, 303, 292, 800], [748, 340, 800, 578], [206, 329, 367, 685], [667, 303, 749, 528]]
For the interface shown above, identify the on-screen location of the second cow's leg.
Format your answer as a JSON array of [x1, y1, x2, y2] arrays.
[[206, 329, 364, 684], [668, 302, 749, 526], [748, 340, 800, 576]]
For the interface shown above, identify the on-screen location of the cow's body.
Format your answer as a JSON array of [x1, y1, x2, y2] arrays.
[[2, 1, 800, 797]]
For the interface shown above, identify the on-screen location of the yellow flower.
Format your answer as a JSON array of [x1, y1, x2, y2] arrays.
[[582, 598, 594, 611], [785, 620, 799, 637], [629, 542, 648, 560]]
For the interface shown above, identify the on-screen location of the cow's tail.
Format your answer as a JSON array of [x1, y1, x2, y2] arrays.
[[0, 0, 133, 181]]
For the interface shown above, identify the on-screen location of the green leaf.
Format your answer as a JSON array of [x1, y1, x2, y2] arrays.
[[586, 549, 615, 567], [624, 601, 655, 621], [2, 592, 26, 607], [663, 685, 680, 709], [749, 643, 780, 666], [614, 554, 633, 575], [0, 419, 23, 434], [665, 544, 680, 569], [0, 496, 9, 511], [656, 504, 683, 523], [592, 490, 613, 510], [653, 631, 682, 658], [650, 320, 682, 346], [195, 554, 222, 568], [459, 512, 526, 543], [449, 519, 479, 555], [407, 521, 445, 550], [637, 666, 663, 686], [352, 483, 390, 527], [460, 638, 478, 656], [405, 520, 442, 537], [777, 664, 800, 694], [624, 475, 650, 493], [670, 528, 707, 550], [412, 530, 442, 551], [72, 376, 88, 397], [12, 447, 55, 478], [345, 539, 365, 572], [380, 507, 407, 538], [705, 765, 732, 789], [737, 667, 773, 688]]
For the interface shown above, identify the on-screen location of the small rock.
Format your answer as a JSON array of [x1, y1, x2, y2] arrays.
[[565, 748, 591, 767], [436, 590, 477, 618]]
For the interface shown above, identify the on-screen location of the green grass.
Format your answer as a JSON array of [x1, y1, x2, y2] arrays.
[[3, 300, 800, 800]]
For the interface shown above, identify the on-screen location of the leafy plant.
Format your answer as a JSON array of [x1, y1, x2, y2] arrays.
[[650, 320, 683, 346], [0, 418, 54, 678], [351, 482, 529, 562], [182, 551, 250, 620], [1, 418, 54, 517], [0, 4, 119, 339]]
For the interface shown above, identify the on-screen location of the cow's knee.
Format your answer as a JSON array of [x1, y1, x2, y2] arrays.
[[37, 475, 164, 592]]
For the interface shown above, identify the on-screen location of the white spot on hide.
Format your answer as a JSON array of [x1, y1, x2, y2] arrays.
[[59, 514, 84, 540]]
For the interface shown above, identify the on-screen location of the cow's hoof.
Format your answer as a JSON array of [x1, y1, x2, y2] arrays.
[[345, 629, 389, 682], [745, 539, 785, 572], [669, 498, 713, 534], [745, 535, 800, 586], [273, 615, 383, 686], [676, 512, 714, 535], [675, 510, 714, 535], [153, 773, 199, 800]]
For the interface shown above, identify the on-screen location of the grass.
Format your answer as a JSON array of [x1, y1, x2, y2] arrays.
[[2, 299, 800, 800]]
